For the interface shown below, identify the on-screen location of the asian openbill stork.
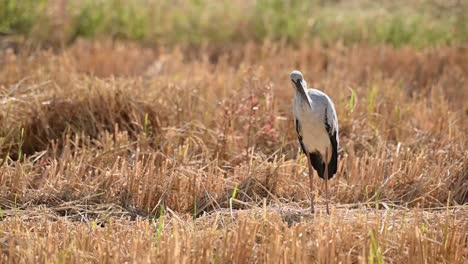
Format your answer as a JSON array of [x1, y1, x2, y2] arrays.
[[291, 70, 339, 214]]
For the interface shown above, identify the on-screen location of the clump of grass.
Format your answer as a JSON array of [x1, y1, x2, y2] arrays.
[[0, 0, 47, 35]]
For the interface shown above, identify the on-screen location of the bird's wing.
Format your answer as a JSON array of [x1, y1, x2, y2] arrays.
[[306, 89, 339, 141], [323, 97, 339, 176], [325, 97, 339, 140], [294, 117, 307, 154]]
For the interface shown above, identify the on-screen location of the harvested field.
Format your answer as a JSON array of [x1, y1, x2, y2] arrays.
[[0, 40, 466, 263]]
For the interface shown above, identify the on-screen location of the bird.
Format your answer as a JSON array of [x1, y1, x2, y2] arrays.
[[290, 70, 339, 214]]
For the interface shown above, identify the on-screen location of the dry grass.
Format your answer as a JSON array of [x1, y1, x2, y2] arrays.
[[0, 40, 467, 263]]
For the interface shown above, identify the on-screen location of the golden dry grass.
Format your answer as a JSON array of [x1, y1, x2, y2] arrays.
[[0, 40, 467, 263]]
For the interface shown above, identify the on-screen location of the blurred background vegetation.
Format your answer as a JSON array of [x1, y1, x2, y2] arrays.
[[0, 0, 467, 47]]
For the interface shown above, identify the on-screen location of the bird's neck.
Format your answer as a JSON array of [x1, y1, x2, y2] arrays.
[[295, 86, 309, 105]]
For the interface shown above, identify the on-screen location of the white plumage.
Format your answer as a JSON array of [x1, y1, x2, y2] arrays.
[[294, 89, 338, 161], [290, 70, 339, 214]]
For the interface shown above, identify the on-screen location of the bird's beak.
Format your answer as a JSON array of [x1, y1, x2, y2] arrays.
[[293, 79, 305, 90]]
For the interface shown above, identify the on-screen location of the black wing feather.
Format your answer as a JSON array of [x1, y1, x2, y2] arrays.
[[310, 152, 325, 178], [324, 107, 338, 179]]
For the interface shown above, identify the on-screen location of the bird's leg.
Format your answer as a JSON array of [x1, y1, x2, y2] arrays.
[[306, 152, 315, 214], [324, 147, 330, 215]]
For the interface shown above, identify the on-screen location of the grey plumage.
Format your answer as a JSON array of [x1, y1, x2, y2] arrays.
[[290, 70, 339, 213], [294, 89, 339, 179]]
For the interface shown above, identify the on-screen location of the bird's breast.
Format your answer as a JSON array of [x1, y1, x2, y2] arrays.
[[294, 101, 331, 160]]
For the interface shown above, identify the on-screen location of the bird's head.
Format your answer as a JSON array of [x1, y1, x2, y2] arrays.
[[290, 70, 307, 91]]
